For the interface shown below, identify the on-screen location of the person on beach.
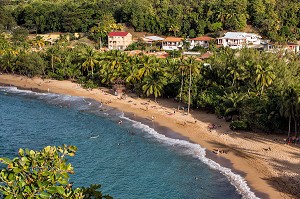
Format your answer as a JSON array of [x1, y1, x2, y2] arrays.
[[151, 115, 155, 121], [118, 120, 123, 125]]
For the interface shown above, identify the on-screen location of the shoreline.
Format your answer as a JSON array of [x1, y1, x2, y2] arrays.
[[0, 74, 299, 199]]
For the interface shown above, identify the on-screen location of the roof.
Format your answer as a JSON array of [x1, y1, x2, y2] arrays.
[[191, 36, 213, 41], [219, 32, 261, 40], [144, 36, 164, 41], [108, 32, 130, 37], [287, 42, 299, 46], [200, 52, 213, 59], [163, 37, 183, 42]]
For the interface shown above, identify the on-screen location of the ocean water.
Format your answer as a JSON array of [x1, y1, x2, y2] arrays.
[[0, 86, 258, 199]]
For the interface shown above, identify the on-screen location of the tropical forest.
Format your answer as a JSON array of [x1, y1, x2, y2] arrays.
[[0, 0, 300, 136]]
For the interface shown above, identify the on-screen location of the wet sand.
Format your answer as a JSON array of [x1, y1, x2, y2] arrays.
[[0, 74, 299, 199]]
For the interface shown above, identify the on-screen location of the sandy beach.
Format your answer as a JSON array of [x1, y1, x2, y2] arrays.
[[0, 74, 299, 199]]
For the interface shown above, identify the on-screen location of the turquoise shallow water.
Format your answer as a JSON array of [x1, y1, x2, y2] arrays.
[[0, 86, 258, 199]]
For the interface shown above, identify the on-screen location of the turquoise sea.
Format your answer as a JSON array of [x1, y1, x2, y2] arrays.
[[0, 86, 259, 199]]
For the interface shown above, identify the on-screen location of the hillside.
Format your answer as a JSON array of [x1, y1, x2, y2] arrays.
[[0, 0, 299, 42]]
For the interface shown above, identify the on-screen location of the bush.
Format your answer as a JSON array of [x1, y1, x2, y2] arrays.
[[0, 145, 112, 198], [229, 120, 250, 131], [82, 79, 98, 89]]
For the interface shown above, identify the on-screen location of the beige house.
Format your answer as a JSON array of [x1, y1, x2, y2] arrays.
[[108, 32, 132, 50]]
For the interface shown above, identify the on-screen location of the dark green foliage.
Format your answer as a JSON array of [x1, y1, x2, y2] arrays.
[[230, 120, 250, 131], [0, 145, 112, 198], [1, 34, 300, 136], [2, 0, 299, 41]]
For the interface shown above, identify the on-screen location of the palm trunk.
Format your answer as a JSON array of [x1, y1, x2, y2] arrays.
[[179, 70, 184, 101], [294, 118, 297, 137], [261, 85, 264, 96], [288, 115, 291, 137], [187, 66, 192, 115], [51, 55, 54, 73]]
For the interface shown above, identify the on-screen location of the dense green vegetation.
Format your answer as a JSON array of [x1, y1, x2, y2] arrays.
[[0, 0, 300, 135], [0, 0, 300, 42], [1, 32, 300, 136], [0, 145, 112, 198]]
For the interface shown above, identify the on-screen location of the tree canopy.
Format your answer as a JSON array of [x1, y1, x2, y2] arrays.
[[1, 0, 300, 41], [0, 145, 112, 199]]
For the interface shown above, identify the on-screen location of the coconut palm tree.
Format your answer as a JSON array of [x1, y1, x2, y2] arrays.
[[137, 55, 159, 80], [183, 57, 200, 114], [279, 87, 299, 138], [255, 63, 275, 96], [31, 36, 45, 49], [169, 24, 180, 37], [142, 71, 167, 102], [46, 45, 60, 73], [177, 57, 188, 102], [80, 46, 99, 76], [223, 92, 247, 120]]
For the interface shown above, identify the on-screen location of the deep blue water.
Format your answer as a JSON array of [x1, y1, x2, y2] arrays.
[[0, 86, 258, 199]]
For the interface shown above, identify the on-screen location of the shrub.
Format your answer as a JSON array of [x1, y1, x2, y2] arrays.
[[229, 120, 250, 131]]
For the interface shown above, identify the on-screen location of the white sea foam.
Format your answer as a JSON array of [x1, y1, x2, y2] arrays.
[[0, 86, 87, 104], [0, 86, 259, 198], [121, 115, 259, 199]]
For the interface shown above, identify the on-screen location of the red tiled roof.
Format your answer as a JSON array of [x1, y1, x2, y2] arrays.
[[191, 36, 213, 41], [108, 32, 129, 37], [163, 37, 183, 42]]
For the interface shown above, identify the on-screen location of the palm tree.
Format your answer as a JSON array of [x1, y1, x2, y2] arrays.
[[80, 46, 99, 76], [46, 45, 60, 73], [177, 57, 188, 102], [169, 24, 180, 37], [223, 92, 247, 120], [0, 48, 18, 73], [183, 57, 200, 114], [31, 36, 45, 49], [279, 87, 299, 138], [255, 63, 275, 95], [99, 50, 129, 83], [137, 55, 159, 80], [125, 56, 140, 87], [142, 71, 166, 102]]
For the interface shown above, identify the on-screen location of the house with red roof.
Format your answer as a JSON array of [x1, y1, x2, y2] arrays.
[[189, 36, 213, 49], [108, 32, 132, 50]]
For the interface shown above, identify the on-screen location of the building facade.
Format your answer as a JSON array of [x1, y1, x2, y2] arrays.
[[217, 32, 261, 49], [108, 32, 132, 50], [189, 36, 213, 49], [162, 37, 183, 51]]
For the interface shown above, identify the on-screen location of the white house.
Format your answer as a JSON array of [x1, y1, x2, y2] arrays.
[[162, 37, 183, 51], [286, 42, 300, 53], [217, 32, 262, 49], [108, 32, 132, 50], [189, 36, 213, 49], [142, 35, 164, 45]]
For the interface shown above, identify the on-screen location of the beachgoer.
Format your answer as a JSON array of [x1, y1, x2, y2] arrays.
[[151, 115, 155, 121], [118, 120, 123, 125]]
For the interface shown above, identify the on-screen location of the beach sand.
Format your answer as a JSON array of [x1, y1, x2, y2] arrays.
[[0, 74, 299, 199]]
